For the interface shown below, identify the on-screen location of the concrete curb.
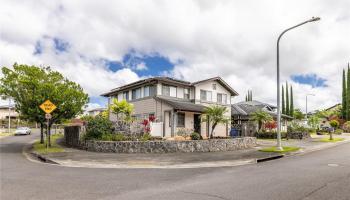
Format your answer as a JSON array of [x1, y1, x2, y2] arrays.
[[23, 137, 350, 169]]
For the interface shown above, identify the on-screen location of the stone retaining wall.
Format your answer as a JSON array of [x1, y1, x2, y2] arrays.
[[80, 137, 257, 153], [64, 126, 85, 147]]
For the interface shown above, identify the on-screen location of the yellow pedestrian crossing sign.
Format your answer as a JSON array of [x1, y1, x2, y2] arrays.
[[39, 100, 57, 114]]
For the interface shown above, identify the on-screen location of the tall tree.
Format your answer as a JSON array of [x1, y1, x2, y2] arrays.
[[250, 90, 253, 101], [250, 110, 273, 131], [290, 85, 294, 117], [286, 82, 290, 116], [202, 105, 229, 138], [282, 85, 285, 114], [245, 94, 248, 102], [347, 64, 350, 120], [0, 64, 89, 145], [342, 68, 347, 119]]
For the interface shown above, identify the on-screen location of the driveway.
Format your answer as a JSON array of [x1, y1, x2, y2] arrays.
[[1, 131, 350, 200]]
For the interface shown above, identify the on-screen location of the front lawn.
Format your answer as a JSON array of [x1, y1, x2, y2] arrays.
[[0, 132, 14, 137], [33, 134, 64, 154], [259, 146, 300, 153], [318, 138, 345, 143]]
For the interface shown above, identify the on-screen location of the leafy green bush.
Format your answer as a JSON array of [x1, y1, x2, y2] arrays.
[[112, 133, 126, 141], [256, 131, 287, 139], [329, 120, 340, 128], [335, 129, 343, 135], [85, 116, 113, 140], [190, 132, 201, 140], [101, 133, 113, 141], [140, 133, 152, 141]]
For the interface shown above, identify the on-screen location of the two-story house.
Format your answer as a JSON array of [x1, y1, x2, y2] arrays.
[[102, 77, 238, 138]]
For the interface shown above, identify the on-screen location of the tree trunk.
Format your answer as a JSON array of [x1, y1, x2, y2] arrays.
[[40, 123, 44, 144], [329, 130, 333, 140], [210, 123, 217, 139]]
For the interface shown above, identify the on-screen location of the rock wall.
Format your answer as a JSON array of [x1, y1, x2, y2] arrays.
[[80, 137, 257, 153], [64, 126, 85, 147]]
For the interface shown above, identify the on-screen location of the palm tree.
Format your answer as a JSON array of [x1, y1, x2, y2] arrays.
[[202, 105, 229, 139], [250, 110, 273, 131]]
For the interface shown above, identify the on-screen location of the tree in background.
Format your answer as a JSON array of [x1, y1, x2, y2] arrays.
[[285, 82, 290, 116], [290, 85, 294, 117], [245, 90, 253, 101], [202, 105, 229, 138], [0, 64, 88, 145], [308, 115, 320, 130], [342, 68, 347, 119], [293, 109, 305, 120], [250, 110, 273, 132], [282, 85, 285, 115], [110, 99, 134, 122]]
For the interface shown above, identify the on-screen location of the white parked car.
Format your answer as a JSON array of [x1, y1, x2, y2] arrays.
[[15, 127, 31, 135]]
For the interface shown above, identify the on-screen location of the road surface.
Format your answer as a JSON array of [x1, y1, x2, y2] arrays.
[[1, 131, 350, 200]]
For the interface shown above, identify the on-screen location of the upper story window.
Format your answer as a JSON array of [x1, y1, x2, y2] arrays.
[[217, 93, 227, 104], [162, 85, 177, 97], [200, 90, 212, 102], [144, 85, 156, 97], [212, 84, 217, 90], [132, 88, 141, 100], [184, 88, 190, 99], [122, 91, 129, 100]]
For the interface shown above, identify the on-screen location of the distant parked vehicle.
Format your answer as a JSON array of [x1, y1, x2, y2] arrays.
[[15, 127, 31, 135]]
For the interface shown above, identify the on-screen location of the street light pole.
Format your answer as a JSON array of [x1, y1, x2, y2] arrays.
[[276, 17, 320, 151], [305, 94, 315, 120]]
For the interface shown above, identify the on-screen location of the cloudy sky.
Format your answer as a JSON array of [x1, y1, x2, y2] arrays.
[[1, 0, 349, 111]]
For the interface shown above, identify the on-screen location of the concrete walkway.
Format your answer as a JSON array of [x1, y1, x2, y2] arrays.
[[27, 133, 350, 169]]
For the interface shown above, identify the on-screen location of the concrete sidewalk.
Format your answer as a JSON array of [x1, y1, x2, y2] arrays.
[[28, 133, 350, 169]]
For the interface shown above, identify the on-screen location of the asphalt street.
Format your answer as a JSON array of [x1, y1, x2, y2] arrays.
[[1, 131, 350, 200]]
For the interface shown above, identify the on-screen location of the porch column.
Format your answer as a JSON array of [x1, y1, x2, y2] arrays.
[[171, 110, 177, 137]]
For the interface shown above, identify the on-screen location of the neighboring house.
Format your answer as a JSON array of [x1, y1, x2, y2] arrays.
[[318, 103, 341, 129], [102, 76, 238, 138], [87, 108, 107, 117], [231, 100, 292, 136], [0, 105, 19, 128], [0, 105, 19, 120]]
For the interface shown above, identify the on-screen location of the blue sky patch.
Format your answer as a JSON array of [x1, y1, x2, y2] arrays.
[[33, 41, 42, 55], [291, 74, 327, 88], [53, 37, 69, 53], [106, 51, 176, 76], [89, 96, 108, 107]]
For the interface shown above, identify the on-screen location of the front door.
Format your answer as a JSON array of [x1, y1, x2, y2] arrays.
[[194, 114, 201, 134]]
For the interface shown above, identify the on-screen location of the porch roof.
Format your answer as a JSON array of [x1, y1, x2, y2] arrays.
[[154, 96, 206, 113]]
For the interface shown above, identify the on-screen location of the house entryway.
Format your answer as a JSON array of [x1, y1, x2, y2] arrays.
[[194, 114, 201, 134]]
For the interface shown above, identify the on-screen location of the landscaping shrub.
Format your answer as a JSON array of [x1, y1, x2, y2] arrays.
[[335, 129, 343, 135], [256, 131, 287, 139], [176, 128, 193, 138], [140, 133, 152, 141], [101, 133, 113, 141], [85, 116, 113, 140], [112, 133, 126, 141], [342, 121, 350, 132], [190, 132, 201, 140]]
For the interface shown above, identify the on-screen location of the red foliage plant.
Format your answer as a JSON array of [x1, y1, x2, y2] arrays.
[[141, 119, 149, 126], [264, 121, 277, 130], [148, 115, 156, 122]]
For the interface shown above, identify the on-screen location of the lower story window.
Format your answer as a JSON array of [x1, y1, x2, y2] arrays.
[[177, 112, 185, 127]]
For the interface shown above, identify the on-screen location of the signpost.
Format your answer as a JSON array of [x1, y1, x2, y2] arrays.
[[39, 100, 57, 150]]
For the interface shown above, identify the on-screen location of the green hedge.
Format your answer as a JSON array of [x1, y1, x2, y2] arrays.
[[256, 131, 287, 139]]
